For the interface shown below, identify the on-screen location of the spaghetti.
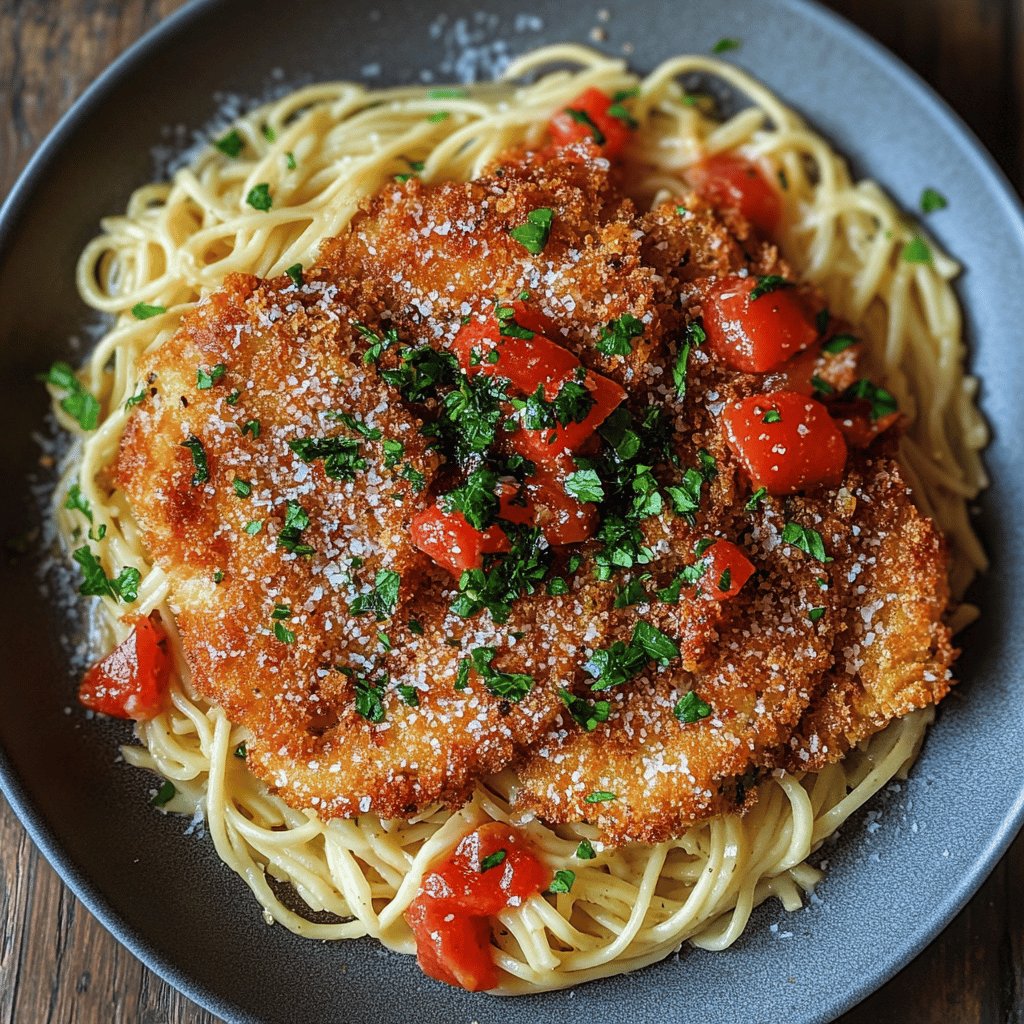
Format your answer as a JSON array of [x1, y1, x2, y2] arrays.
[[50, 45, 986, 993]]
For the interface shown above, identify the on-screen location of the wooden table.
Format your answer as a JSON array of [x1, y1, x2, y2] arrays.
[[1, 1, 1021, 1020]]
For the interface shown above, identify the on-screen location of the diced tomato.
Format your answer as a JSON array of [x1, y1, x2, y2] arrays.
[[420, 823, 550, 914], [548, 87, 633, 158], [78, 613, 170, 720], [405, 823, 549, 991], [702, 275, 818, 374], [830, 403, 901, 449], [523, 469, 597, 545], [723, 391, 848, 495], [688, 154, 781, 235], [405, 896, 497, 992], [762, 345, 820, 396], [454, 303, 576, 400], [700, 540, 756, 600], [410, 504, 509, 576], [511, 370, 626, 459]]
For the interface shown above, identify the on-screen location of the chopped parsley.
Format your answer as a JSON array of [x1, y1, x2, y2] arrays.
[[674, 690, 712, 724], [606, 102, 638, 128], [509, 207, 555, 255], [130, 302, 166, 320], [234, 742, 247, 758], [261, 123, 276, 143], [673, 319, 706, 398], [664, 449, 715, 525], [151, 780, 176, 807], [426, 111, 450, 123], [427, 87, 467, 99], [469, 646, 535, 702], [822, 332, 858, 354], [285, 263, 304, 287], [350, 568, 401, 621], [563, 107, 605, 145], [441, 467, 499, 529], [125, 387, 147, 409], [763, 408, 782, 424], [712, 37, 740, 53], [324, 411, 382, 439], [843, 378, 898, 420], [749, 275, 792, 301], [613, 574, 650, 608], [547, 576, 570, 596], [277, 500, 314, 555], [196, 363, 226, 390], [214, 129, 243, 157], [232, 477, 252, 498], [811, 375, 834, 399], [285, 151, 297, 170], [781, 521, 833, 563], [451, 526, 548, 623], [243, 520, 263, 535], [560, 688, 611, 732], [353, 321, 401, 365], [353, 676, 385, 722], [72, 546, 140, 602], [398, 684, 419, 707], [587, 620, 679, 690], [575, 839, 596, 860], [548, 869, 576, 893], [288, 434, 366, 481], [382, 439, 405, 467], [455, 658, 471, 691], [245, 183, 273, 211], [271, 603, 291, 620], [213, 571, 224, 583], [273, 620, 296, 644], [584, 791, 616, 804], [808, 606, 826, 623], [180, 435, 209, 486], [480, 849, 507, 872], [399, 465, 426, 492], [65, 483, 93, 522], [920, 187, 948, 214], [596, 313, 644, 356], [564, 468, 604, 504], [226, 389, 241, 406], [41, 362, 100, 430], [593, 514, 654, 582], [745, 486, 768, 511], [241, 419, 261, 439], [901, 235, 932, 265]]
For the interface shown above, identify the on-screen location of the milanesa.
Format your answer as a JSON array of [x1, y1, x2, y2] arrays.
[[117, 150, 954, 843]]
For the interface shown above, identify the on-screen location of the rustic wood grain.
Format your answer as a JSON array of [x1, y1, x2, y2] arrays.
[[0, 1, 1021, 1021]]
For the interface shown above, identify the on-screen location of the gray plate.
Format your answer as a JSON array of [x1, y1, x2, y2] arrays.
[[1, 1, 1021, 1022]]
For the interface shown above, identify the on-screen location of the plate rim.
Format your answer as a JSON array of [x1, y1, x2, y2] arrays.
[[1, 0, 1022, 1021]]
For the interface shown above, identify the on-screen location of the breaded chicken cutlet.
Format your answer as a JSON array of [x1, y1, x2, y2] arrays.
[[117, 149, 955, 844]]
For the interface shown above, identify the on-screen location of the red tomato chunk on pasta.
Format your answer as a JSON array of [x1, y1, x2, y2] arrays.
[[723, 391, 848, 495], [688, 154, 781, 235], [548, 87, 633, 157], [702, 275, 818, 374], [701, 540, 755, 600], [405, 823, 549, 991], [78, 613, 170, 720]]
